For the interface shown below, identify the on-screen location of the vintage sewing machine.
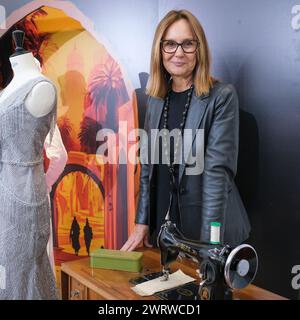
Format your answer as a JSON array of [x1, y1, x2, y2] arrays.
[[157, 220, 258, 300]]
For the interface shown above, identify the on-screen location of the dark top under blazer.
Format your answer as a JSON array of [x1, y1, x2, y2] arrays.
[[135, 82, 251, 246]]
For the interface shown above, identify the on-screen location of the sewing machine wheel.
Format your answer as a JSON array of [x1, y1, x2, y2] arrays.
[[224, 244, 258, 290]]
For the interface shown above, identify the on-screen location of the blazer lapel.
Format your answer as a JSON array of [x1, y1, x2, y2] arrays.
[[178, 92, 209, 184], [151, 98, 164, 130], [149, 97, 164, 179]]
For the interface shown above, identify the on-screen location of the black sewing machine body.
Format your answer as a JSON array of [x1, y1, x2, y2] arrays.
[[157, 220, 258, 300]]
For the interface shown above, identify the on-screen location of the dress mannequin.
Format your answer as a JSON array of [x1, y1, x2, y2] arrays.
[[0, 31, 63, 276], [6, 33, 69, 278], [0, 52, 55, 116], [0, 31, 55, 117], [0, 30, 58, 299], [0, 31, 68, 279]]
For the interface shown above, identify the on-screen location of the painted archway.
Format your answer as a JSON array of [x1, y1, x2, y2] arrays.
[[50, 160, 105, 264]]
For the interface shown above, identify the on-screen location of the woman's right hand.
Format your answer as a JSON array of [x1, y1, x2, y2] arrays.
[[120, 224, 153, 251]]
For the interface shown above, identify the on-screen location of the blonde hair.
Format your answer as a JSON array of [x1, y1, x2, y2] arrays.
[[146, 10, 215, 98]]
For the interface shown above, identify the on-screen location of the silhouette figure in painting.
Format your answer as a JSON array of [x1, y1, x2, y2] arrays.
[[70, 216, 80, 256], [84, 218, 93, 256]]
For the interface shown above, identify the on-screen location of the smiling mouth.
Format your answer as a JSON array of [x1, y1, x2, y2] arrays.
[[173, 62, 185, 66]]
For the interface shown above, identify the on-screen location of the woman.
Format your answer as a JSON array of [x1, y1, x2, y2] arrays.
[[121, 9, 250, 251]]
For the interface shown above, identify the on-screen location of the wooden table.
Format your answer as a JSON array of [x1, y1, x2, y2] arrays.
[[60, 248, 287, 300]]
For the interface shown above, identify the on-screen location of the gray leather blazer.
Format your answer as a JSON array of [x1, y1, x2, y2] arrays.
[[135, 82, 251, 246]]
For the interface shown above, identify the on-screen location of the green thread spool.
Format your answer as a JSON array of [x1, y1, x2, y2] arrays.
[[210, 221, 221, 245]]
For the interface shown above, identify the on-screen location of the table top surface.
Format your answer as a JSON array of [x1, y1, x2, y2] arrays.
[[61, 248, 287, 300]]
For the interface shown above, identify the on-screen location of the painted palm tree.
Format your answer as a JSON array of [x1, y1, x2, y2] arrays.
[[78, 116, 104, 154], [15, 8, 57, 66], [87, 55, 129, 132], [57, 116, 75, 152]]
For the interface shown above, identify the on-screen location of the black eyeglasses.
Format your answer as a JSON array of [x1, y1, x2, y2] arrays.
[[160, 39, 199, 54]]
